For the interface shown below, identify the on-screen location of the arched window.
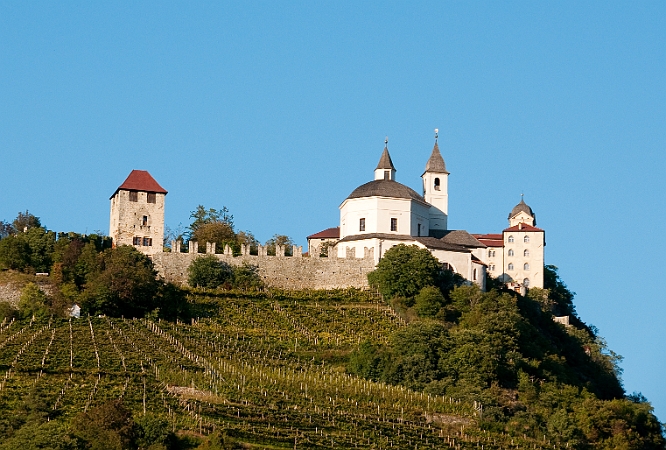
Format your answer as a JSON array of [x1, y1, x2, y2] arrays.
[[523, 278, 530, 287], [434, 178, 441, 191], [489, 264, 495, 271], [508, 235, 514, 243], [508, 263, 514, 271], [523, 249, 529, 257], [524, 235, 530, 243], [524, 263, 530, 270], [508, 249, 514, 257]]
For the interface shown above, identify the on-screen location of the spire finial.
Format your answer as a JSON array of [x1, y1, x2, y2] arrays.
[[384, 136, 388, 147], [434, 128, 439, 142]]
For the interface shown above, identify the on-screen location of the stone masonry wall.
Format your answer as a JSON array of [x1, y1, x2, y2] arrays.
[[151, 250, 375, 290]]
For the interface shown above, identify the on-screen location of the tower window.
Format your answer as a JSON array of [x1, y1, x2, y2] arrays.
[[473, 268, 477, 281], [129, 191, 138, 202], [384, 170, 390, 180], [508, 249, 514, 257], [508, 263, 514, 271], [390, 218, 398, 231], [434, 178, 440, 191], [523, 249, 529, 257], [147, 192, 156, 203], [523, 278, 530, 287], [132, 237, 141, 245], [359, 218, 365, 232], [142, 237, 152, 246], [524, 235, 530, 243], [508, 235, 514, 243], [524, 263, 530, 270], [142, 216, 148, 226]]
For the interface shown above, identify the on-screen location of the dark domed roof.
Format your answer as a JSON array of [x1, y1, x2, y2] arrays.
[[346, 180, 427, 204], [509, 198, 535, 219]]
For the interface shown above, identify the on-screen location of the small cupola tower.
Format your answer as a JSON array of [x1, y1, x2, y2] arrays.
[[508, 195, 536, 227], [374, 138, 396, 181], [422, 129, 449, 231]]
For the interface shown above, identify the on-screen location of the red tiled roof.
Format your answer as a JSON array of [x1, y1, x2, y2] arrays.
[[472, 233, 504, 247], [473, 233, 502, 240], [503, 223, 544, 232], [112, 170, 167, 198], [477, 240, 504, 248], [307, 227, 340, 240]]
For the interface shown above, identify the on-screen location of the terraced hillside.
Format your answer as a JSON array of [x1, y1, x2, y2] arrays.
[[0, 291, 552, 449]]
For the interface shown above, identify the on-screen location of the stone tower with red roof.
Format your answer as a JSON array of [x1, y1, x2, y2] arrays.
[[109, 170, 167, 256]]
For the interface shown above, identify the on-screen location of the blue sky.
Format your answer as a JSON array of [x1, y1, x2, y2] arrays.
[[1, 2, 665, 419]]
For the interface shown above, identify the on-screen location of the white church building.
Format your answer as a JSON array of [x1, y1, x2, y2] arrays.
[[309, 133, 545, 290]]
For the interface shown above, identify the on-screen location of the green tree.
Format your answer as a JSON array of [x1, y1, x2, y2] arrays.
[[414, 286, 446, 318], [69, 399, 136, 450], [367, 244, 445, 299], [0, 235, 31, 271], [0, 221, 12, 239], [232, 263, 263, 290], [192, 222, 236, 252], [265, 234, 294, 256], [18, 283, 50, 319], [187, 255, 233, 289], [12, 210, 41, 232], [81, 246, 160, 317], [189, 205, 234, 234]]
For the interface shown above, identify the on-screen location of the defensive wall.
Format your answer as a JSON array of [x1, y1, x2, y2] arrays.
[[151, 241, 376, 290]]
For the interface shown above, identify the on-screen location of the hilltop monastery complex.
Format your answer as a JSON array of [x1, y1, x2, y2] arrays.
[[109, 135, 545, 290]]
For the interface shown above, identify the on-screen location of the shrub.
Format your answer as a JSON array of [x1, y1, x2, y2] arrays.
[[187, 255, 233, 289]]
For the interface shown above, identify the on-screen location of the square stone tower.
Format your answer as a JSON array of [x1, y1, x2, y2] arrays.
[[109, 170, 167, 256]]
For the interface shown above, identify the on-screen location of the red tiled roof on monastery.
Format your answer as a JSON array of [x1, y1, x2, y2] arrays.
[[472, 233, 504, 247], [503, 223, 544, 232], [111, 170, 167, 198], [307, 227, 340, 240]]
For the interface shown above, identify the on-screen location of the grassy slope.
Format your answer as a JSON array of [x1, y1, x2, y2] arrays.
[[0, 289, 561, 449]]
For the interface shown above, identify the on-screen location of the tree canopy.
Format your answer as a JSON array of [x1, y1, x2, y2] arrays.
[[367, 244, 462, 299]]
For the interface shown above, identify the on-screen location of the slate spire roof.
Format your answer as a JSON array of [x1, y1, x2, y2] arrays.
[[424, 141, 448, 174], [111, 170, 167, 198], [375, 145, 396, 171]]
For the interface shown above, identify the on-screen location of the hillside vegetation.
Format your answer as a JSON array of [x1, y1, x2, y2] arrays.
[[0, 215, 663, 448]]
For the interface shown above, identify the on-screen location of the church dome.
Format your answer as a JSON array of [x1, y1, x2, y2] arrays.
[[509, 198, 535, 219], [346, 180, 427, 204]]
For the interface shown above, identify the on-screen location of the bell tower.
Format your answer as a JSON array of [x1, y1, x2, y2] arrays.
[[422, 129, 449, 231]]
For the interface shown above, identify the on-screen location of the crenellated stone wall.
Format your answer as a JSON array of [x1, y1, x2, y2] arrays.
[[151, 241, 376, 290]]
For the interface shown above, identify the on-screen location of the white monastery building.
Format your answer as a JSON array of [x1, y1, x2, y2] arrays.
[[308, 133, 546, 289], [110, 134, 545, 291]]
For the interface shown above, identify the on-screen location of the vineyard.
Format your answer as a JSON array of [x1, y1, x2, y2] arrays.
[[0, 290, 562, 449]]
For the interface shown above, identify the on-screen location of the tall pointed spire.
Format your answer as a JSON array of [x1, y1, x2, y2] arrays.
[[374, 137, 396, 180], [375, 138, 396, 170], [424, 130, 448, 174]]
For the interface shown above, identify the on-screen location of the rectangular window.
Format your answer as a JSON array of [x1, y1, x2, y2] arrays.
[[142, 237, 152, 246], [417, 223, 421, 236], [142, 216, 148, 226], [359, 218, 365, 231], [132, 237, 141, 245], [147, 192, 156, 203], [390, 218, 398, 232], [129, 191, 138, 202]]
